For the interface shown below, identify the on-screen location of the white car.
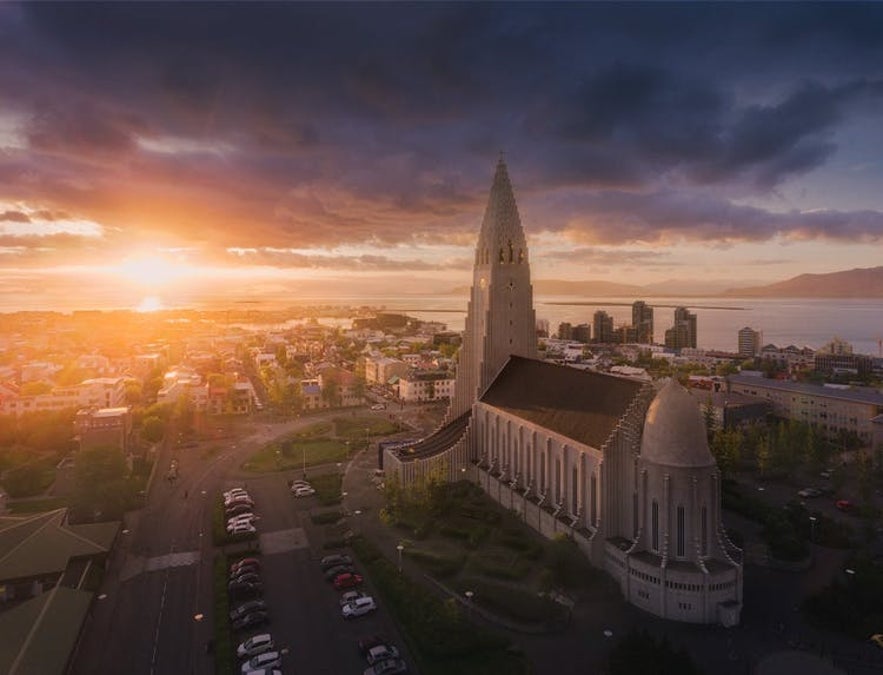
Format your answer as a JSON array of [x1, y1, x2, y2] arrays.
[[342, 596, 377, 618], [227, 515, 258, 531], [236, 633, 274, 659], [229, 522, 257, 536], [367, 644, 400, 666], [224, 488, 249, 499], [339, 590, 365, 606], [292, 487, 316, 498], [241, 651, 281, 673], [289, 481, 311, 492], [371, 403, 386, 410]]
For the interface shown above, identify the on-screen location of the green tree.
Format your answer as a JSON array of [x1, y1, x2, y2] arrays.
[[20, 381, 52, 396], [755, 431, 771, 477], [141, 415, 165, 444], [702, 397, 716, 442], [72, 445, 130, 521], [711, 428, 741, 477], [124, 381, 143, 405]]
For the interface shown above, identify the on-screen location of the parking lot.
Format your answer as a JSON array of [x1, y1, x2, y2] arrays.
[[222, 469, 412, 674]]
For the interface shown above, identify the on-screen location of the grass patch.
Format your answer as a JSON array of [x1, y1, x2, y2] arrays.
[[213, 553, 234, 675], [351, 537, 530, 675], [7, 496, 69, 513], [404, 547, 465, 578], [454, 577, 569, 626], [334, 416, 398, 439], [244, 439, 350, 473], [311, 473, 343, 506], [291, 421, 333, 438], [468, 550, 532, 581]]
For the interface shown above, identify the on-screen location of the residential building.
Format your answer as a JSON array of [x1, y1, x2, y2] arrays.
[[592, 310, 615, 344], [664, 307, 697, 350], [75, 407, 133, 453], [557, 322, 573, 340], [398, 370, 455, 402], [572, 323, 591, 344], [632, 301, 654, 344], [727, 372, 883, 444], [737, 327, 761, 357]]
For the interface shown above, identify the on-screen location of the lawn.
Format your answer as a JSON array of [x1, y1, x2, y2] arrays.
[[243, 438, 350, 473], [7, 496, 69, 513], [386, 480, 601, 627]]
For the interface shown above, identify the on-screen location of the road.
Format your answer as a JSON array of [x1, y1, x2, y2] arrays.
[[70, 408, 416, 675]]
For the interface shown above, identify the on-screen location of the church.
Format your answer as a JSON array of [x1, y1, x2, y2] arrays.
[[383, 160, 743, 626]]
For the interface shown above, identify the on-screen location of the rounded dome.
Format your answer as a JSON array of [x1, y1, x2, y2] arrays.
[[641, 380, 715, 468]]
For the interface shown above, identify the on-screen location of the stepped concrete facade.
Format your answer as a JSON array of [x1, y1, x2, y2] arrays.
[[383, 160, 742, 625]]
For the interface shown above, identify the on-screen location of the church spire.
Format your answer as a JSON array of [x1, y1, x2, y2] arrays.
[[447, 159, 537, 421]]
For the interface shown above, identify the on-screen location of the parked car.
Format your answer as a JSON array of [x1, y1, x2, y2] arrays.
[[231, 558, 261, 575], [333, 573, 364, 590], [358, 635, 388, 656], [229, 522, 257, 536], [230, 571, 261, 586], [227, 514, 258, 529], [870, 634, 883, 649], [236, 633, 274, 659], [292, 487, 316, 498], [367, 644, 400, 665], [363, 658, 408, 675], [241, 650, 281, 673], [224, 487, 248, 499], [227, 504, 256, 518], [320, 554, 353, 570], [340, 590, 366, 606], [230, 599, 267, 621], [797, 487, 823, 498], [290, 480, 311, 489], [232, 610, 269, 632], [344, 596, 377, 619], [226, 496, 255, 509], [325, 564, 356, 581], [371, 403, 386, 410], [229, 581, 263, 600], [836, 499, 855, 512]]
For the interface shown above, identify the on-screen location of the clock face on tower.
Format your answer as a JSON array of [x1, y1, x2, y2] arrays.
[[479, 277, 487, 289]]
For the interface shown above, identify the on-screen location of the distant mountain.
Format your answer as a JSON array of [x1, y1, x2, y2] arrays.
[[723, 266, 883, 298]]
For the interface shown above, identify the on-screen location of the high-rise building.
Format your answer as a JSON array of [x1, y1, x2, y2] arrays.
[[737, 326, 761, 357], [665, 306, 697, 350], [593, 310, 615, 344], [557, 322, 573, 340], [572, 323, 591, 343], [632, 300, 654, 344], [383, 160, 741, 626]]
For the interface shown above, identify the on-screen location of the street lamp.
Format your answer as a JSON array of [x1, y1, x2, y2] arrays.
[[809, 516, 817, 543], [397, 543, 404, 572]]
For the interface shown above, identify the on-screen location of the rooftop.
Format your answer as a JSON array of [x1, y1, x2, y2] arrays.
[[728, 373, 883, 406]]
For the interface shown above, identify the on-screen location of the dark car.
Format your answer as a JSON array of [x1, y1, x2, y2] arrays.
[[226, 503, 256, 517], [232, 610, 269, 632], [230, 599, 267, 621], [836, 499, 855, 513], [230, 571, 261, 585], [231, 559, 261, 576], [229, 581, 264, 600], [324, 564, 355, 581], [333, 573, 363, 590], [320, 554, 353, 570]]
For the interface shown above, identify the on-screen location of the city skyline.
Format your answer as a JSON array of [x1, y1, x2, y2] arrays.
[[2, 3, 883, 310]]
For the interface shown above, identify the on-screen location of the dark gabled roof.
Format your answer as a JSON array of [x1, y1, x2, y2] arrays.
[[0, 509, 117, 582], [479, 356, 645, 449], [398, 412, 471, 461]]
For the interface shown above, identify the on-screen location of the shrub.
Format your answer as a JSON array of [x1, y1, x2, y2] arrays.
[[405, 548, 465, 578], [311, 510, 343, 525]]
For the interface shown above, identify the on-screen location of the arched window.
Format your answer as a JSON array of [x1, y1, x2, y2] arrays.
[[677, 506, 685, 557], [651, 500, 659, 551], [701, 506, 708, 556]]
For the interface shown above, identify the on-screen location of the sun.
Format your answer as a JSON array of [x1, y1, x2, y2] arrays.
[[135, 296, 164, 313], [114, 254, 186, 288]]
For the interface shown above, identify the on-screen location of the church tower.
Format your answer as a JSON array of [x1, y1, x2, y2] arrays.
[[447, 159, 537, 421]]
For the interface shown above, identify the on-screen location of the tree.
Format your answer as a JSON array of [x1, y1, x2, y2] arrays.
[[711, 428, 741, 477], [701, 397, 716, 442], [124, 381, 143, 405], [755, 431, 770, 477], [141, 415, 165, 444], [20, 381, 52, 396], [72, 445, 130, 521]]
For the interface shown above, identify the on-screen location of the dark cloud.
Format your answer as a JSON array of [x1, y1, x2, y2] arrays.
[[1, 2, 882, 261], [224, 248, 471, 272], [1, 210, 30, 223]]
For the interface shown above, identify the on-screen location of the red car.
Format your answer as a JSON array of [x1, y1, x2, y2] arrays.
[[836, 499, 855, 513], [333, 572, 364, 590]]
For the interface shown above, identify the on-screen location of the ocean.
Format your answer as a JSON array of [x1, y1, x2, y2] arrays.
[[344, 294, 883, 357]]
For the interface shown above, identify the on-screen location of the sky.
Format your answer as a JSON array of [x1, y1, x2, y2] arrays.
[[1, 2, 883, 310]]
